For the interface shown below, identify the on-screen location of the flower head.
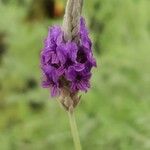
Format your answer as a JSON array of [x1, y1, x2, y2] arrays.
[[40, 17, 96, 97]]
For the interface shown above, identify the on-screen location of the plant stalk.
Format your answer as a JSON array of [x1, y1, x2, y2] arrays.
[[68, 111, 82, 150]]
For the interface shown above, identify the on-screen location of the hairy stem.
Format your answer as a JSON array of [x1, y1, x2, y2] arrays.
[[63, 0, 83, 41]]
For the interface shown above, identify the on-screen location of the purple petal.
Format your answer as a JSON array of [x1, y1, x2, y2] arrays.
[[56, 44, 67, 64], [42, 65, 52, 73], [56, 33, 63, 45], [83, 72, 91, 80], [51, 53, 59, 64], [73, 63, 85, 71], [66, 42, 78, 61], [51, 71, 59, 82], [57, 66, 65, 76], [66, 67, 77, 81], [80, 18, 92, 50], [50, 26, 62, 41], [77, 81, 88, 92], [87, 52, 97, 67], [51, 85, 59, 97], [81, 37, 92, 49], [42, 80, 50, 88], [80, 17, 89, 36], [71, 83, 78, 92]]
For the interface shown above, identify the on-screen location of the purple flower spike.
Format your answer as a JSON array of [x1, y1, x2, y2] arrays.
[[40, 17, 97, 97]]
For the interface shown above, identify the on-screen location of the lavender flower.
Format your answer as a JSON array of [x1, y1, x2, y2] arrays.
[[40, 17, 96, 97]]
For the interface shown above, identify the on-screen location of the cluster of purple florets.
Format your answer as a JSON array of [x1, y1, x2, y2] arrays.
[[40, 17, 96, 97]]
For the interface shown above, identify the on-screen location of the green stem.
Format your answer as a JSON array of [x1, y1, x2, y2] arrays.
[[68, 111, 82, 150]]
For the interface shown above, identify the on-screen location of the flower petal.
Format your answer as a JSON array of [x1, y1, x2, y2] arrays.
[[66, 42, 78, 61], [42, 80, 50, 88], [51, 53, 59, 64], [66, 67, 77, 81], [51, 85, 59, 97], [56, 44, 67, 64], [77, 81, 88, 91], [73, 63, 85, 71], [71, 82, 78, 92], [57, 66, 65, 76]]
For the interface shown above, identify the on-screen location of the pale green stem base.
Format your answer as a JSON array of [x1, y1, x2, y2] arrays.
[[68, 111, 82, 150]]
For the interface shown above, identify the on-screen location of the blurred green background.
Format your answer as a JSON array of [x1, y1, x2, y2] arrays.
[[0, 0, 150, 150]]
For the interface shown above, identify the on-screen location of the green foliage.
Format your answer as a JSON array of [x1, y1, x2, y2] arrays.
[[0, 0, 150, 150]]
